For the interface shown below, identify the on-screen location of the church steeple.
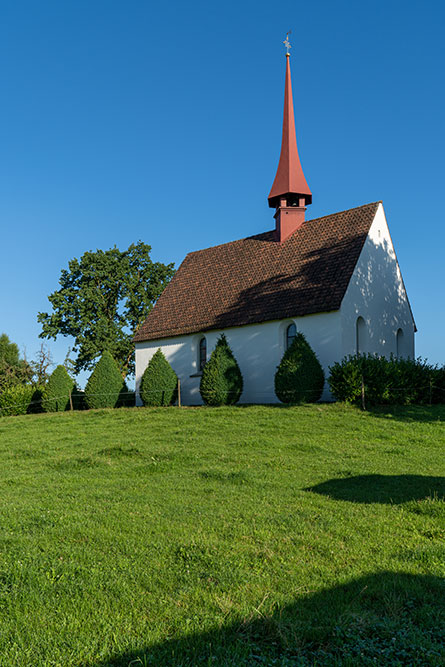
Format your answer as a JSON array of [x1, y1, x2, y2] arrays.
[[268, 44, 312, 242]]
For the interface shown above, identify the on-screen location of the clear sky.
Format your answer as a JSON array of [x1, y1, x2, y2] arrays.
[[1, 0, 444, 385]]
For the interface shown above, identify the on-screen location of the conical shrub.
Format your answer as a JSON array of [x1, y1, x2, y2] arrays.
[[139, 349, 177, 406], [200, 334, 243, 406], [42, 365, 75, 412], [84, 351, 128, 409], [275, 332, 325, 403]]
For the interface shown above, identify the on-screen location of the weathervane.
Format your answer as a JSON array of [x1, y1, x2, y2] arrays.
[[283, 31, 291, 55]]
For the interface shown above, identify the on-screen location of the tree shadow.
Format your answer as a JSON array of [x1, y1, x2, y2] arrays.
[[88, 572, 444, 666], [305, 474, 445, 504], [210, 232, 370, 332]]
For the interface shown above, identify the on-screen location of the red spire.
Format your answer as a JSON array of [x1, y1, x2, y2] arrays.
[[268, 54, 312, 209]]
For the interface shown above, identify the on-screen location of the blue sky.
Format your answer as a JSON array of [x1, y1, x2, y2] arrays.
[[1, 0, 443, 384]]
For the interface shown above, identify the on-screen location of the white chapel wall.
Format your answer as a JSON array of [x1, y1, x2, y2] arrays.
[[135, 309, 341, 406], [340, 203, 415, 359]]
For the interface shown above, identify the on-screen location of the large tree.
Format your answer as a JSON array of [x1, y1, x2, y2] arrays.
[[38, 241, 175, 377], [0, 333, 33, 392]]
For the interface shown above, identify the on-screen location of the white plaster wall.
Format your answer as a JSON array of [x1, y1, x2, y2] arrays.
[[135, 309, 341, 405], [340, 203, 415, 359]]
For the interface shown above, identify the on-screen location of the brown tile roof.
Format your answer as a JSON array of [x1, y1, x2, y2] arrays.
[[134, 202, 380, 342]]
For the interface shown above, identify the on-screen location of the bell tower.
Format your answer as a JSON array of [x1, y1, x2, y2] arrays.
[[268, 37, 312, 242]]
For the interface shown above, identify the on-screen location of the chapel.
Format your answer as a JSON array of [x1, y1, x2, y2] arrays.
[[134, 50, 415, 404]]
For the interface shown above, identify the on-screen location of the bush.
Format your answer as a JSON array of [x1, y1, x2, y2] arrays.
[[433, 366, 445, 404], [139, 349, 177, 406], [328, 355, 443, 406], [275, 332, 325, 403], [42, 365, 75, 412], [0, 384, 35, 416], [200, 334, 243, 406], [84, 351, 128, 410]]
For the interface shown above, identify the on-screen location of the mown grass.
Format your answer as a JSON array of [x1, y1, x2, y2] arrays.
[[0, 403, 444, 666]]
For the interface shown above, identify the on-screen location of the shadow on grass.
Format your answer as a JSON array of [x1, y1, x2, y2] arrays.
[[367, 404, 445, 423], [89, 572, 444, 666], [183, 404, 445, 424], [305, 474, 445, 504]]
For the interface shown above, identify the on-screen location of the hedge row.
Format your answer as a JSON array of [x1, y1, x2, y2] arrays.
[[0, 352, 135, 416], [328, 355, 445, 406], [138, 336, 245, 408], [3, 345, 444, 416]]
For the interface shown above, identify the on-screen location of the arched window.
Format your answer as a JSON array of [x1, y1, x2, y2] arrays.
[[356, 317, 366, 356], [396, 328, 404, 358], [199, 337, 207, 371], [286, 323, 296, 350]]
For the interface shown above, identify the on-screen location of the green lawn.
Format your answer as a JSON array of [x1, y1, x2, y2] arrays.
[[0, 404, 444, 666]]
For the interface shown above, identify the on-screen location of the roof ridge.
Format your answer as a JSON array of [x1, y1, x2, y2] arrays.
[[185, 201, 381, 256], [306, 200, 381, 225]]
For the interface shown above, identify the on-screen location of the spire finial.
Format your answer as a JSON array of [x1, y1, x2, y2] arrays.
[[283, 31, 291, 56]]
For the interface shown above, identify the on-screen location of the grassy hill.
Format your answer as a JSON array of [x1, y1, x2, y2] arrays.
[[0, 404, 444, 666]]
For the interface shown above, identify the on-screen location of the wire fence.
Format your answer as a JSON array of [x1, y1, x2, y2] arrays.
[[1, 382, 445, 417]]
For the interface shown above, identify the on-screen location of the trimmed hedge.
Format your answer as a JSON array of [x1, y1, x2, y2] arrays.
[[84, 351, 128, 409], [275, 332, 325, 403], [328, 355, 445, 406], [42, 365, 75, 413], [200, 334, 243, 406], [0, 384, 42, 417], [140, 349, 177, 406]]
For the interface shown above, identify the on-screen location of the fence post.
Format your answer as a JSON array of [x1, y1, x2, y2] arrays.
[[177, 379, 181, 407], [429, 378, 432, 406], [361, 375, 366, 411], [69, 391, 73, 411]]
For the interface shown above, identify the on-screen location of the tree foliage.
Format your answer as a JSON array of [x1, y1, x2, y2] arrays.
[[275, 332, 325, 403], [0, 333, 33, 393], [42, 365, 75, 413], [0, 333, 20, 366], [139, 349, 178, 406], [84, 351, 128, 410], [200, 334, 243, 406], [38, 242, 175, 377]]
